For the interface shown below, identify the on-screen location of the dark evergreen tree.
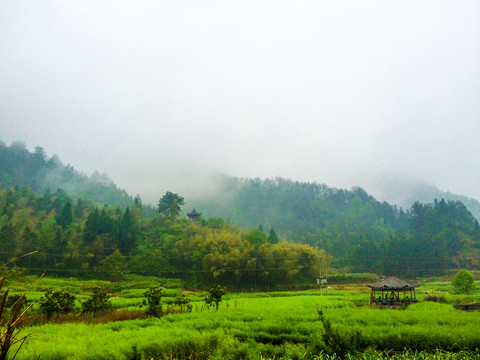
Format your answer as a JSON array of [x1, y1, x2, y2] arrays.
[[268, 227, 279, 244], [0, 224, 16, 264], [158, 191, 185, 220], [2, 189, 16, 217], [84, 208, 100, 243], [98, 208, 116, 235], [56, 200, 73, 228], [118, 207, 136, 255]]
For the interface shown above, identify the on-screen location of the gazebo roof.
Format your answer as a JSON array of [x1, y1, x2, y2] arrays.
[[367, 276, 418, 290], [187, 208, 202, 217]]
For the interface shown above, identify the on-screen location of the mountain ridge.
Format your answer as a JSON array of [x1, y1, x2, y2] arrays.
[[0, 140, 135, 207], [1, 139, 480, 276], [2, 138, 480, 222]]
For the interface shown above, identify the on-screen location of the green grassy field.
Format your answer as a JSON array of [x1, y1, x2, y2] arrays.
[[3, 276, 480, 359]]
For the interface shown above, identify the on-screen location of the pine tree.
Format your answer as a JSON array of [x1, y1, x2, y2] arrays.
[[158, 191, 185, 220], [118, 207, 136, 255], [56, 200, 73, 228], [268, 227, 279, 244]]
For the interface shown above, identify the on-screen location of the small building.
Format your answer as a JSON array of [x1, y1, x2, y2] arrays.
[[367, 276, 418, 306], [186, 208, 202, 221]]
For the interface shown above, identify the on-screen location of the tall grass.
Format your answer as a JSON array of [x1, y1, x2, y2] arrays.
[[4, 275, 480, 359]]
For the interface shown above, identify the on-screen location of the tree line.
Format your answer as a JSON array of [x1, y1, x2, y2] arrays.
[[193, 177, 480, 276], [0, 140, 137, 208], [0, 185, 323, 289], [2, 141, 479, 280]]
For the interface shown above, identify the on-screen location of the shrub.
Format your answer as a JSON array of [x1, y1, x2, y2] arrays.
[[174, 292, 192, 312], [452, 270, 476, 294], [144, 285, 165, 317], [5, 293, 28, 310], [424, 295, 447, 303], [81, 286, 111, 318], [39, 288, 76, 319], [205, 285, 226, 311]]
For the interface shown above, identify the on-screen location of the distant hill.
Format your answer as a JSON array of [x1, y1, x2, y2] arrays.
[[191, 176, 480, 274], [365, 176, 480, 221], [191, 176, 409, 250], [1, 139, 479, 276], [0, 140, 135, 207]]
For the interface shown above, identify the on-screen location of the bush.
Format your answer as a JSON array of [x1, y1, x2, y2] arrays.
[[424, 295, 447, 303], [205, 285, 226, 311], [81, 286, 111, 317], [144, 285, 165, 317], [5, 293, 28, 310], [452, 270, 476, 294], [174, 292, 192, 312], [39, 288, 76, 319]]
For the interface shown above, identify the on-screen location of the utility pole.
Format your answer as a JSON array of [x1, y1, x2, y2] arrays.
[[325, 253, 328, 295], [317, 251, 329, 296]]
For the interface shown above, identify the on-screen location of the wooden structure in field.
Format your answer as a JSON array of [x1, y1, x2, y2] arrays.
[[186, 208, 202, 221], [453, 303, 480, 311], [367, 277, 418, 307]]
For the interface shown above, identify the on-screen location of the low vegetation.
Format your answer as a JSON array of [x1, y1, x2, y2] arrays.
[[452, 269, 476, 294], [0, 275, 478, 359], [1, 141, 480, 359]]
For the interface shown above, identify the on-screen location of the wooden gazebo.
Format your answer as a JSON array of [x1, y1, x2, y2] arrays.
[[367, 277, 418, 306], [186, 208, 202, 221]]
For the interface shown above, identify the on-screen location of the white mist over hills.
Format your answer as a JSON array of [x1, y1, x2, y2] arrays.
[[359, 175, 480, 219], [1, 1, 479, 205], [3, 137, 480, 221]]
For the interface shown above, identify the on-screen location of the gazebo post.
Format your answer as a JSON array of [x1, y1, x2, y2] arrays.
[[367, 277, 419, 308]]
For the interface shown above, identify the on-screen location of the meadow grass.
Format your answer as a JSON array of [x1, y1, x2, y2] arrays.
[[4, 276, 480, 359]]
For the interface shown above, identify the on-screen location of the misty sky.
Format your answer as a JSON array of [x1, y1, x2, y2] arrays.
[[1, 1, 479, 204]]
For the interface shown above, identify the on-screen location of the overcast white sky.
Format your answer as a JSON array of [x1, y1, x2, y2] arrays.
[[1, 1, 479, 203]]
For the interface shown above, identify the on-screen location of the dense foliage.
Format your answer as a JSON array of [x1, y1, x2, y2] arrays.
[[39, 288, 76, 319], [193, 177, 480, 275], [0, 140, 136, 208], [451, 269, 476, 294], [204, 285, 226, 310], [144, 285, 165, 317], [0, 185, 323, 289], [2, 141, 479, 280], [81, 286, 111, 317]]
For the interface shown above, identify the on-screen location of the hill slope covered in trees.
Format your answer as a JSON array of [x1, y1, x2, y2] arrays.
[[0, 184, 324, 289], [192, 177, 480, 275], [1, 140, 479, 280], [0, 140, 135, 207]]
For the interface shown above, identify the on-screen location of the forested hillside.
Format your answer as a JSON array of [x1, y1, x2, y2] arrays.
[[0, 140, 135, 207], [0, 185, 323, 289], [192, 177, 480, 275], [1, 140, 479, 281], [192, 177, 410, 250], [371, 177, 480, 221]]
